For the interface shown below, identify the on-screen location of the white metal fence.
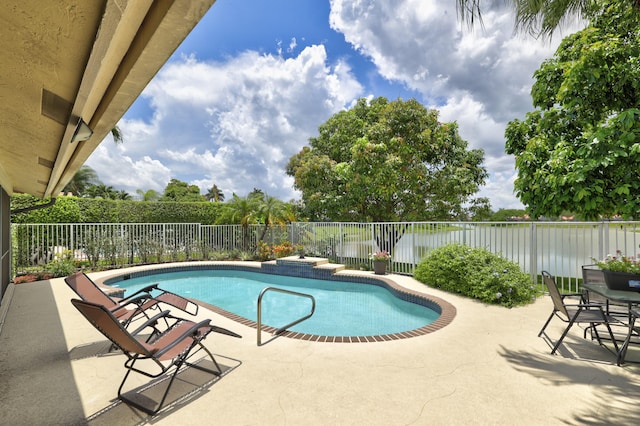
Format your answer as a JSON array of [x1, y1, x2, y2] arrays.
[[12, 221, 640, 291]]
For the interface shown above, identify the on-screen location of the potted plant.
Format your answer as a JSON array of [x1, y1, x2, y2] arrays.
[[370, 250, 391, 275], [593, 249, 640, 290]]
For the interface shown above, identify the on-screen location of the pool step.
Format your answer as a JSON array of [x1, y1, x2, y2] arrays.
[[313, 262, 345, 273], [261, 256, 346, 277]]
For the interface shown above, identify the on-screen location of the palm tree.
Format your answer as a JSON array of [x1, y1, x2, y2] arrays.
[[255, 194, 288, 242], [217, 194, 260, 250], [456, 0, 616, 37], [63, 165, 100, 196], [136, 189, 160, 202], [206, 184, 225, 202], [115, 190, 131, 200], [111, 125, 124, 144], [511, 0, 590, 37], [85, 184, 118, 199]]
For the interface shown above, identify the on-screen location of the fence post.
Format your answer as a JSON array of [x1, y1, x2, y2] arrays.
[[529, 222, 537, 284]]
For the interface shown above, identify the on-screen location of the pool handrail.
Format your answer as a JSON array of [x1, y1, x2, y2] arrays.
[[257, 286, 316, 346]]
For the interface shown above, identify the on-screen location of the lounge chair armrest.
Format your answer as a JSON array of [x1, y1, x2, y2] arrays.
[[210, 325, 242, 338], [153, 319, 214, 358], [119, 283, 160, 301], [111, 293, 154, 315], [128, 283, 160, 298], [129, 310, 173, 336], [115, 291, 154, 306]]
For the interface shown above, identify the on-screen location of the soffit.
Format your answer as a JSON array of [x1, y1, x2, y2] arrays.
[[0, 0, 215, 198]]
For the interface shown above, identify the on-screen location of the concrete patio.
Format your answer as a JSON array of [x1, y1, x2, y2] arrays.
[[1, 266, 640, 425]]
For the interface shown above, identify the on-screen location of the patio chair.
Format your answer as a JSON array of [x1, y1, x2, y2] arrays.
[[64, 271, 198, 328], [581, 265, 628, 317], [539, 270, 619, 355], [71, 298, 241, 415], [617, 307, 640, 365]]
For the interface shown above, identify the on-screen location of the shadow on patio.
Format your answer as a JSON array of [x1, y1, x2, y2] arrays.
[[499, 343, 640, 425]]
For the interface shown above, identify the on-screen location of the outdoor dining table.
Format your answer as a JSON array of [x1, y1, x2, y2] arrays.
[[582, 283, 640, 365]]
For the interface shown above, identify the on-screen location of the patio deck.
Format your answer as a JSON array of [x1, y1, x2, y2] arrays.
[[1, 264, 640, 425]]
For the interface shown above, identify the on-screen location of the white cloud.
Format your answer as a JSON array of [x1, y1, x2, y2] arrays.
[[88, 45, 363, 200], [87, 1, 586, 211], [329, 0, 584, 210]]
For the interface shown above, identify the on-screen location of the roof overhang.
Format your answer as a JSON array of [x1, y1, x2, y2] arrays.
[[0, 0, 215, 198]]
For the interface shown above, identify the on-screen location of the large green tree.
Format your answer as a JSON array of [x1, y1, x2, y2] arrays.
[[161, 178, 205, 202], [287, 97, 487, 222], [505, 1, 640, 220], [287, 97, 487, 254]]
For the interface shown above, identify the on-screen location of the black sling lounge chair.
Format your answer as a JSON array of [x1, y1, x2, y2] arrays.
[[71, 298, 241, 415], [65, 271, 198, 327], [539, 270, 619, 355]]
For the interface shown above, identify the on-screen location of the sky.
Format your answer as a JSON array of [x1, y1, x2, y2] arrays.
[[86, 0, 583, 210]]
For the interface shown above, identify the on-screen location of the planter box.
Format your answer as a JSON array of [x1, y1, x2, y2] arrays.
[[603, 270, 640, 291], [373, 260, 387, 275]]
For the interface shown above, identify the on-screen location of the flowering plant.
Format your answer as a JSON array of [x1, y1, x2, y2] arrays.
[[272, 241, 294, 258], [594, 249, 640, 274], [370, 250, 391, 262]]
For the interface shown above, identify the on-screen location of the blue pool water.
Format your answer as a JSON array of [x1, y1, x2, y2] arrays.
[[114, 269, 439, 336]]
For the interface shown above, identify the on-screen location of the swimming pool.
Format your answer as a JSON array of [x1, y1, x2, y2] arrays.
[[107, 266, 455, 341]]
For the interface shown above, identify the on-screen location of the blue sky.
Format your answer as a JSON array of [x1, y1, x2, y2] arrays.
[[88, 0, 582, 210]]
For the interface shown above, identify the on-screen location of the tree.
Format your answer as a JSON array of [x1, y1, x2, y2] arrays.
[[84, 184, 119, 199], [458, 0, 640, 38], [136, 189, 161, 202], [505, 1, 640, 220], [457, 0, 586, 38], [217, 194, 261, 250], [62, 165, 100, 197], [206, 184, 225, 202], [161, 178, 205, 202], [254, 193, 289, 242], [111, 125, 124, 144], [490, 209, 529, 221], [467, 197, 493, 221], [287, 97, 487, 253], [287, 97, 487, 222], [115, 190, 131, 200]]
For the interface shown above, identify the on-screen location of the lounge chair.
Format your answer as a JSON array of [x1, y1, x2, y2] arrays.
[[539, 270, 619, 354], [71, 298, 241, 415], [64, 271, 198, 328]]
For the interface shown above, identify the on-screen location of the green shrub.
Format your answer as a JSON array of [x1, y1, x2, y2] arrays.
[[414, 243, 536, 307], [45, 250, 77, 277]]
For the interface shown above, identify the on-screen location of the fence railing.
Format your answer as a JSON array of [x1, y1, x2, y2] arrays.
[[12, 221, 640, 292]]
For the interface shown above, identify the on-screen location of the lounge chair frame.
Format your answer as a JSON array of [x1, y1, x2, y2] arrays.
[[65, 271, 198, 328], [539, 270, 619, 355], [71, 298, 241, 415]]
